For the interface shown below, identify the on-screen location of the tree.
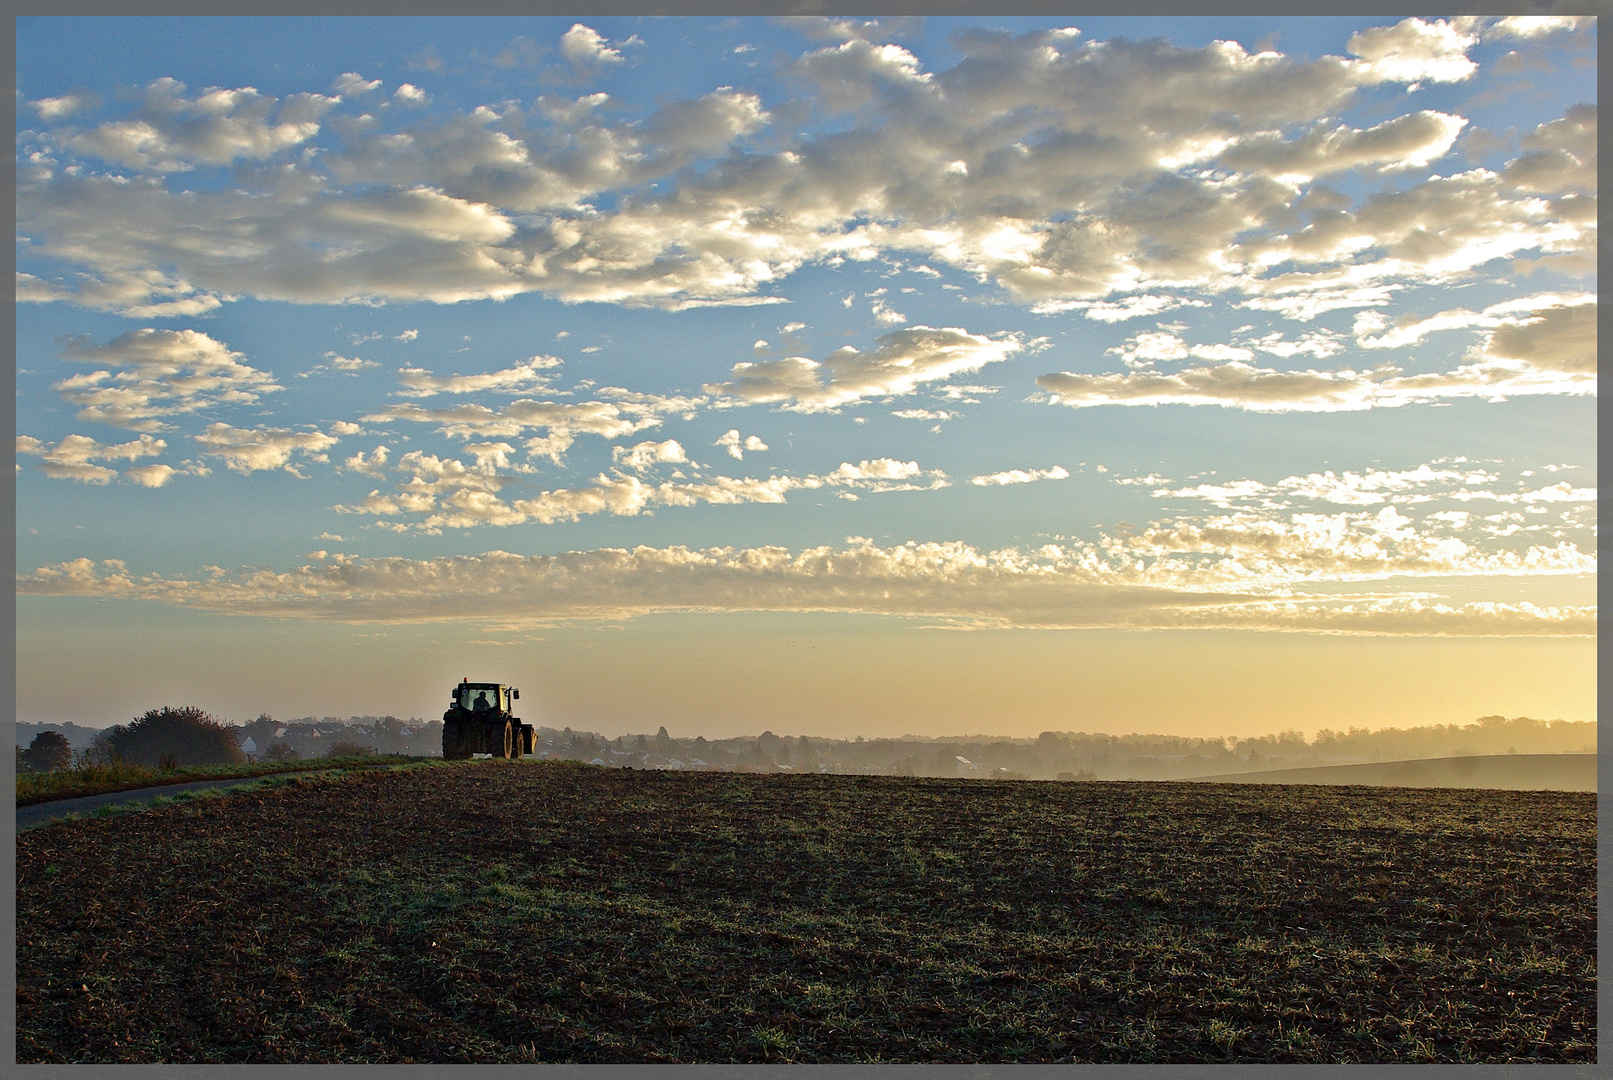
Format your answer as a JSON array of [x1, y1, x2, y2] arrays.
[[263, 741, 301, 762], [22, 732, 73, 773], [109, 706, 245, 768], [79, 727, 120, 767]]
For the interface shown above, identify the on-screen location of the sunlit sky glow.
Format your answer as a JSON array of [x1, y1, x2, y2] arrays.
[[14, 15, 1597, 738]]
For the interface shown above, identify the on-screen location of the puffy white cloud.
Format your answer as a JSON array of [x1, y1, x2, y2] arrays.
[[342, 445, 391, 479], [30, 92, 98, 120], [333, 72, 382, 96], [707, 325, 1019, 411], [393, 355, 563, 397], [1345, 18, 1479, 84], [714, 429, 768, 459], [124, 464, 178, 488], [61, 78, 338, 171], [193, 423, 340, 476], [393, 83, 429, 105], [16, 433, 167, 484], [970, 466, 1069, 486], [560, 24, 625, 69], [54, 328, 281, 431], [613, 439, 688, 471], [20, 533, 1592, 636]]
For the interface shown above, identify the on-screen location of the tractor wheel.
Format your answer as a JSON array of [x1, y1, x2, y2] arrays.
[[499, 721, 514, 759], [442, 724, 465, 760]]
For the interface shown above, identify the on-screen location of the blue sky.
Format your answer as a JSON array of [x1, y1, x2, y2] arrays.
[[14, 16, 1597, 737]]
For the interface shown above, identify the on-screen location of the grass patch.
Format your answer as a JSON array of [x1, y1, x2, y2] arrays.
[[16, 754, 439, 806]]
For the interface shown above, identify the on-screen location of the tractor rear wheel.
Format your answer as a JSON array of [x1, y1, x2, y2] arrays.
[[443, 724, 466, 760], [499, 720, 514, 759]]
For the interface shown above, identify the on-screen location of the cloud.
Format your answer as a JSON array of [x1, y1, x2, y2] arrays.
[[393, 355, 564, 397], [1111, 505, 1595, 584], [20, 535, 1592, 636], [1032, 295, 1209, 321], [971, 466, 1069, 486], [1218, 110, 1467, 181], [336, 449, 949, 531], [612, 439, 689, 471], [363, 398, 657, 459], [1039, 292, 1597, 414], [1152, 463, 1502, 509], [124, 464, 179, 488], [1038, 361, 1385, 412], [707, 326, 1019, 412], [1353, 292, 1595, 359], [560, 24, 625, 69], [20, 20, 1579, 323], [1344, 18, 1479, 84], [342, 445, 390, 479], [1483, 15, 1595, 40], [60, 78, 338, 171], [393, 83, 429, 105], [300, 352, 381, 378], [54, 328, 282, 431], [714, 429, 768, 459], [333, 72, 382, 96], [16, 433, 167, 484], [30, 92, 99, 120], [193, 423, 340, 476]]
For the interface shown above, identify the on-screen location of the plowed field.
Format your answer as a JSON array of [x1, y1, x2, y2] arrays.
[[16, 761, 1595, 1063]]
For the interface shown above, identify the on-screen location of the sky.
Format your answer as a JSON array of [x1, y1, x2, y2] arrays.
[[13, 15, 1598, 741]]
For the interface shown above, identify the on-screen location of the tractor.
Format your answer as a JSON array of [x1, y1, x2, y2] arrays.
[[442, 678, 535, 760]]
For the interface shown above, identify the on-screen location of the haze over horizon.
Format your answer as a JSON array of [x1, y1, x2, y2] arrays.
[[15, 16, 1596, 741]]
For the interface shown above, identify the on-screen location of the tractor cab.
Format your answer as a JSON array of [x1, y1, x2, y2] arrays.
[[452, 681, 518, 717]]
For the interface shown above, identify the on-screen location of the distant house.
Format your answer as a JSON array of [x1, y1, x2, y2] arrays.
[[590, 756, 606, 766], [241, 737, 258, 754]]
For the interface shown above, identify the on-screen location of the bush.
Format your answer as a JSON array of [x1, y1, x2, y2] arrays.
[[326, 740, 375, 758], [107, 706, 246, 768], [21, 732, 74, 773], [262, 741, 301, 762]]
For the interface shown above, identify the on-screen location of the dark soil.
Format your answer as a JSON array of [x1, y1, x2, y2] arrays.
[[15, 761, 1595, 1062]]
